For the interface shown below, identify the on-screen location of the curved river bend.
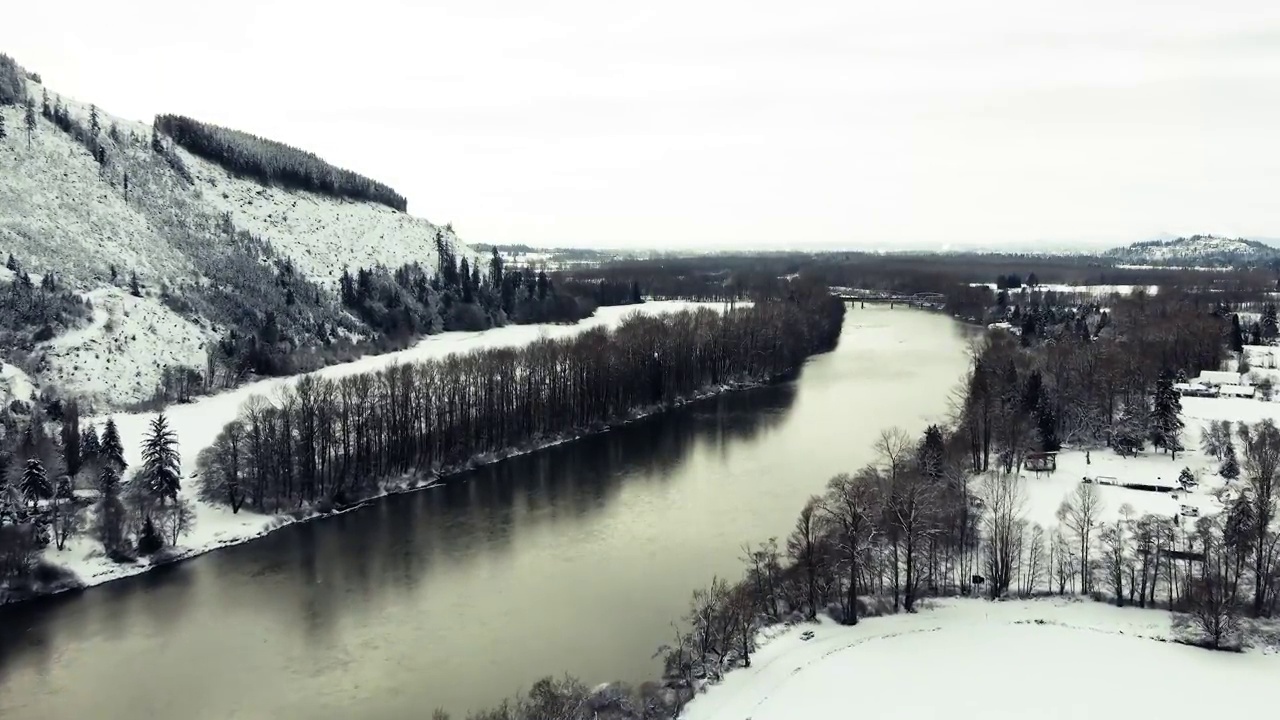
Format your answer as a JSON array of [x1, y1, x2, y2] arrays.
[[0, 307, 972, 719]]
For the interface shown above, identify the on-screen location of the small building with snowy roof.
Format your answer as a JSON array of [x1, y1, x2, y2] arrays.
[[1219, 384, 1256, 399], [1194, 371, 1249, 387]]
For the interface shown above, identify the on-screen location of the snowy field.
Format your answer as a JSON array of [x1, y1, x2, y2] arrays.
[[1014, 394, 1279, 530], [40, 301, 731, 594], [682, 597, 1279, 720], [969, 282, 1160, 296]]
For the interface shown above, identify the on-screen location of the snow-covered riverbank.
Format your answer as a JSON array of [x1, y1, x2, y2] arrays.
[[682, 597, 1279, 720], [27, 301, 743, 603]]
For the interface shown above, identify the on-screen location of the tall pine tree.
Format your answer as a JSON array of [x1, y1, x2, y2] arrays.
[[1149, 369, 1185, 459], [140, 413, 181, 505], [100, 418, 127, 472], [23, 97, 36, 147], [20, 458, 52, 510], [61, 401, 82, 478]]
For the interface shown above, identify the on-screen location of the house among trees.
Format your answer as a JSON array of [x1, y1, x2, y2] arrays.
[[1024, 451, 1057, 475], [1218, 384, 1257, 399], [1173, 381, 1217, 398], [1193, 370, 1249, 388]]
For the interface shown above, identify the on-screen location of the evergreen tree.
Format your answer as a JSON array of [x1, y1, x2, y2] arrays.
[[5, 253, 16, 272], [916, 424, 946, 479], [40, 88, 50, 119], [140, 413, 181, 505], [100, 418, 127, 472], [61, 400, 82, 478], [20, 458, 52, 509], [1178, 466, 1196, 491], [23, 97, 36, 147], [1149, 370, 1184, 459], [1231, 314, 1245, 353], [1264, 303, 1279, 343], [137, 515, 163, 555], [537, 270, 550, 300], [130, 271, 142, 297], [123, 171, 130, 202], [489, 247, 504, 288], [1112, 403, 1146, 456], [1220, 444, 1240, 480], [81, 425, 102, 460], [98, 464, 120, 494], [89, 104, 100, 136], [96, 467, 127, 556], [631, 281, 642, 304], [0, 112, 6, 141]]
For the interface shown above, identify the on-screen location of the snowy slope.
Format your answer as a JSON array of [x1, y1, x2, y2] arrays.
[[1104, 234, 1280, 267], [178, 148, 482, 288], [0, 64, 485, 408], [0, 100, 190, 285], [34, 287, 213, 408], [683, 598, 1279, 720]]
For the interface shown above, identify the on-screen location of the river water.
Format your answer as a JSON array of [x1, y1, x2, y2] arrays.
[[0, 307, 972, 720]]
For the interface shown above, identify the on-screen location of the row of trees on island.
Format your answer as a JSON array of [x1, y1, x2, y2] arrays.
[[196, 288, 845, 514]]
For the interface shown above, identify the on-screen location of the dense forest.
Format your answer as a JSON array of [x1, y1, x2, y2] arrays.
[[152, 113, 407, 210], [441, 283, 1280, 720], [154, 114, 408, 211], [195, 286, 844, 513]]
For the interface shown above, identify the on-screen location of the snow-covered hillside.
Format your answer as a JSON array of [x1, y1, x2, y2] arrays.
[[1104, 234, 1280, 268], [180, 149, 481, 288], [0, 58, 484, 409], [683, 598, 1279, 720], [0, 102, 190, 286], [35, 287, 212, 408]]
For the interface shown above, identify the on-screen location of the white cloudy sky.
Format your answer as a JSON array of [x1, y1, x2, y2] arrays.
[[5, 0, 1280, 250]]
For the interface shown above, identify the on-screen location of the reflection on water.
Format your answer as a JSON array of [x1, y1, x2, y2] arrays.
[[0, 308, 969, 720]]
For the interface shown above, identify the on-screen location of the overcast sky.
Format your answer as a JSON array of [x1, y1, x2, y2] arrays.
[[5, 1, 1280, 251]]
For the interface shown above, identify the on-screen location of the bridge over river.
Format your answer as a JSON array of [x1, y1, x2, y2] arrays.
[[831, 289, 946, 309]]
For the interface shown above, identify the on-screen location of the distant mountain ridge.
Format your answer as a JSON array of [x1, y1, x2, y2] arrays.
[[1102, 234, 1280, 267]]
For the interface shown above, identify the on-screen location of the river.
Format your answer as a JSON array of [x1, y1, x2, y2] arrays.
[[0, 306, 973, 719]]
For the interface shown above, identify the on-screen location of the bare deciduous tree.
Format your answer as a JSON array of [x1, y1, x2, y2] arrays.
[[980, 472, 1027, 598], [1057, 482, 1104, 594]]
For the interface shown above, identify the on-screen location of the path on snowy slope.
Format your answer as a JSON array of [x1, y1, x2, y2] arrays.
[[682, 598, 1279, 720]]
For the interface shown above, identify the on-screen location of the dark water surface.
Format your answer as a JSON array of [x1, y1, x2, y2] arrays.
[[0, 308, 972, 720]]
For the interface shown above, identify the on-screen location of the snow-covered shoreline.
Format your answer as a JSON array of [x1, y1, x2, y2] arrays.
[[11, 301, 764, 606], [681, 596, 1279, 720]]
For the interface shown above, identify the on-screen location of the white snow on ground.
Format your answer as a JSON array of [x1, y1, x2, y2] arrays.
[[1017, 395, 1277, 530], [34, 287, 212, 409], [0, 361, 37, 405], [177, 145, 483, 289], [682, 597, 1280, 720], [41, 302, 726, 593]]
